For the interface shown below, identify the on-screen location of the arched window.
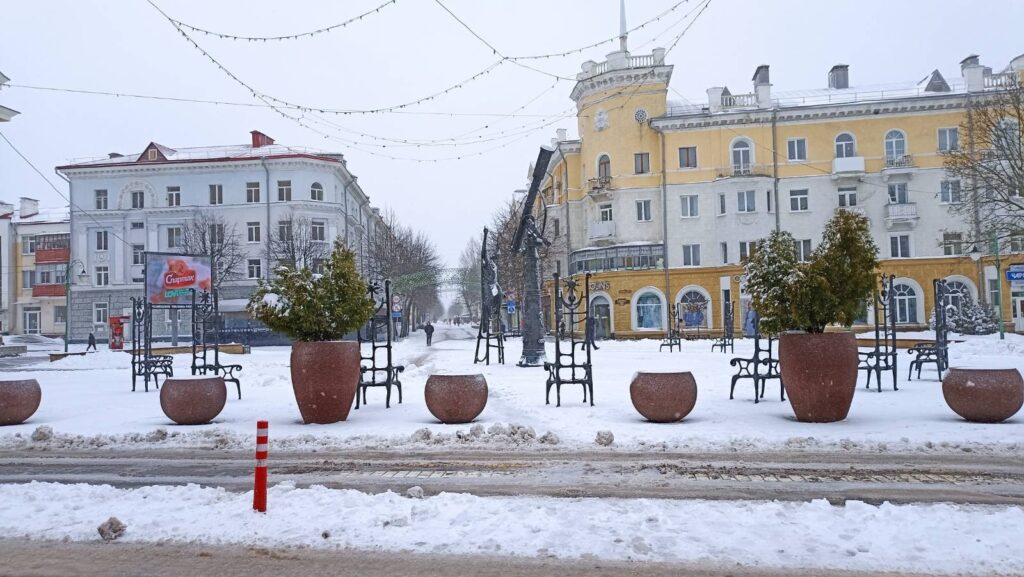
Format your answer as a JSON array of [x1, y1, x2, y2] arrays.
[[893, 283, 918, 324], [943, 280, 971, 315], [732, 140, 752, 174], [678, 290, 709, 328], [590, 295, 611, 339], [635, 292, 663, 330], [598, 155, 611, 179], [884, 130, 906, 162], [310, 182, 324, 201], [835, 133, 855, 158]]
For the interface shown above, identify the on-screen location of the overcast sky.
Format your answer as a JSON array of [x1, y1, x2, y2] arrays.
[[1, 0, 1022, 265]]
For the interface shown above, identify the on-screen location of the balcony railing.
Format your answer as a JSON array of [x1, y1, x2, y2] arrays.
[[832, 156, 865, 174], [885, 202, 918, 224], [588, 220, 615, 240], [836, 206, 867, 218], [34, 247, 70, 264], [730, 163, 770, 177], [588, 176, 612, 191], [32, 284, 66, 298], [722, 93, 758, 108], [985, 72, 1018, 89], [884, 154, 914, 169]]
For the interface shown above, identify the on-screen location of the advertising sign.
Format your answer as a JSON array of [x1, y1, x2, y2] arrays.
[[1008, 264, 1024, 287], [145, 253, 213, 305]]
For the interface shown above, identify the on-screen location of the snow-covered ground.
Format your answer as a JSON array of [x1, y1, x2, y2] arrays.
[[1, 326, 1022, 454], [1, 481, 1021, 575]]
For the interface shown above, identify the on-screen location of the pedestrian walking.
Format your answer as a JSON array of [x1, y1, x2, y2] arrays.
[[424, 321, 435, 346], [86, 332, 97, 352]]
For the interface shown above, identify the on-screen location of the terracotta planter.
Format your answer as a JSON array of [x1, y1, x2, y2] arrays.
[[291, 341, 360, 424], [159, 376, 227, 425], [424, 374, 488, 424], [779, 332, 858, 423], [0, 379, 42, 426], [942, 368, 1024, 423], [629, 372, 697, 423]]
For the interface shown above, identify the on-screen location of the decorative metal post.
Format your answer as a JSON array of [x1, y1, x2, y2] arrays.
[[512, 147, 554, 367], [992, 234, 1005, 340]]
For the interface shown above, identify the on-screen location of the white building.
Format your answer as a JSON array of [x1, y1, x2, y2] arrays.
[[0, 70, 21, 334], [57, 131, 382, 341]]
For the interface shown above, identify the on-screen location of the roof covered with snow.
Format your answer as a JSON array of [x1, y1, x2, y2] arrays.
[[58, 143, 346, 170], [11, 205, 70, 225]]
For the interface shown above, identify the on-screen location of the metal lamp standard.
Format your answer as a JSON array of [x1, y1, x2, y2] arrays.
[[63, 259, 86, 352], [968, 235, 1004, 340]]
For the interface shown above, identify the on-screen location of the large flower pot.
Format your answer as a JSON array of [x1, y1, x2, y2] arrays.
[[0, 379, 42, 426], [629, 372, 697, 423], [424, 374, 487, 424], [779, 332, 859, 423], [942, 368, 1024, 423], [291, 341, 360, 424], [159, 376, 226, 425]]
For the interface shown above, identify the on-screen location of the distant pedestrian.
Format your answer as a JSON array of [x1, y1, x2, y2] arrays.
[[424, 321, 435, 346], [86, 332, 97, 352]]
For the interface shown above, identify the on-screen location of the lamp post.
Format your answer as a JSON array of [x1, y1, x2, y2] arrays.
[[968, 235, 1004, 340], [63, 259, 85, 352]]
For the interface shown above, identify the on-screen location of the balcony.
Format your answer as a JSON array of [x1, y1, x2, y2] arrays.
[[836, 206, 867, 219], [885, 202, 918, 229], [588, 176, 612, 191], [34, 246, 70, 264], [32, 284, 66, 298], [730, 164, 770, 178], [587, 220, 615, 241], [831, 156, 865, 177]]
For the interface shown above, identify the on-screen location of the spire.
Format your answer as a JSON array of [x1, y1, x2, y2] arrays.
[[619, 0, 628, 52]]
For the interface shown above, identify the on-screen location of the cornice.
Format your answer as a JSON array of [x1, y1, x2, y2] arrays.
[[571, 65, 673, 103]]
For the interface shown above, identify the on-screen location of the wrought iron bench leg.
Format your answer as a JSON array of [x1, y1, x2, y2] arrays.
[[729, 374, 741, 400]]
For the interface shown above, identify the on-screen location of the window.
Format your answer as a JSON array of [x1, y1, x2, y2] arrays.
[[1010, 235, 1024, 253], [599, 204, 613, 222], [890, 234, 911, 258], [131, 221, 144, 229], [166, 186, 180, 207], [737, 190, 756, 213], [311, 220, 326, 242], [732, 140, 752, 174], [209, 223, 225, 246], [938, 128, 959, 152], [310, 182, 324, 201], [718, 193, 726, 215], [553, 218, 560, 237], [794, 239, 812, 262], [247, 182, 261, 203], [131, 190, 145, 209], [634, 153, 650, 174], [132, 244, 145, 265], [678, 291, 709, 328], [21, 270, 34, 289], [93, 302, 109, 325], [247, 259, 262, 279], [835, 133, 856, 158], [55, 267, 66, 285], [739, 241, 758, 261], [680, 195, 699, 218], [247, 222, 261, 243], [96, 230, 108, 251], [888, 183, 908, 204], [943, 233, 964, 256], [789, 189, 809, 212], [988, 279, 1000, 306], [721, 242, 729, 264], [678, 146, 697, 168], [635, 293, 663, 330], [884, 129, 906, 160], [209, 184, 223, 205], [944, 280, 971, 314], [95, 189, 108, 209], [787, 138, 807, 161], [278, 220, 293, 241], [893, 284, 918, 324], [636, 200, 652, 222], [681, 244, 701, 266], [597, 155, 611, 179], [54, 306, 67, 324], [147, 149, 158, 161], [38, 269, 52, 284], [20, 235, 36, 254], [277, 180, 292, 201], [940, 180, 962, 204], [167, 226, 182, 249], [838, 187, 857, 207], [95, 266, 109, 286]]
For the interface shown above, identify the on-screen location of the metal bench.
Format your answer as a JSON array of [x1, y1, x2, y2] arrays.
[[729, 319, 784, 403], [196, 362, 243, 399]]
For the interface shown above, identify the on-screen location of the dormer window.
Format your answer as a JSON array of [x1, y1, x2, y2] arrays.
[[147, 149, 157, 161]]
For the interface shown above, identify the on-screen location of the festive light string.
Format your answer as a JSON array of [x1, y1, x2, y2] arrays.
[[169, 0, 398, 42]]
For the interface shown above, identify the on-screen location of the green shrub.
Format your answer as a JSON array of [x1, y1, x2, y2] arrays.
[[247, 241, 374, 341]]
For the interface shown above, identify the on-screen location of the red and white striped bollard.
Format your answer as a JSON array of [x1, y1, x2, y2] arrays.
[[253, 420, 268, 512]]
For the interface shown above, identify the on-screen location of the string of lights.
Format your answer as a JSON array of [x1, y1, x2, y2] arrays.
[[168, 0, 398, 42]]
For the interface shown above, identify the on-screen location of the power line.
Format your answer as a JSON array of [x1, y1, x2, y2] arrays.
[[168, 0, 397, 42]]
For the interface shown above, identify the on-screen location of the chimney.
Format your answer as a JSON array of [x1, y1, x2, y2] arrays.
[[0, 201, 13, 217], [250, 130, 275, 148], [706, 87, 726, 113], [19, 197, 39, 219], [556, 128, 567, 142], [108, 152, 123, 159], [960, 54, 980, 73], [752, 65, 771, 108], [961, 54, 985, 92], [828, 64, 849, 89]]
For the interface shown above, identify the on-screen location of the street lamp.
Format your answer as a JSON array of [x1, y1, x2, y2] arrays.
[[968, 235, 1005, 340], [63, 259, 86, 352]]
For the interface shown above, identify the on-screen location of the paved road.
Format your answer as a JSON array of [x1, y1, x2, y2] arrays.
[[0, 539, 945, 577], [2, 447, 1021, 505]]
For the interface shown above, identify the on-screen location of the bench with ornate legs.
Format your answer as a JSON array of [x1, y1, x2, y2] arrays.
[[711, 301, 735, 354], [729, 317, 785, 403], [908, 279, 951, 381], [858, 274, 898, 392], [130, 297, 174, 392]]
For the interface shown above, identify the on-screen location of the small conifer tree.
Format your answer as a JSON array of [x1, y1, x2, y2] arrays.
[[247, 240, 374, 341]]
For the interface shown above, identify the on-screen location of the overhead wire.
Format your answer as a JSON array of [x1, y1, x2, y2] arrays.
[[168, 0, 397, 42]]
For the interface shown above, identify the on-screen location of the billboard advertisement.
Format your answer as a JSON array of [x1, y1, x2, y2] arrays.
[[145, 253, 213, 305]]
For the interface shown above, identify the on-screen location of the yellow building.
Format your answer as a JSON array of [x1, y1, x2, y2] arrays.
[[533, 38, 1024, 338]]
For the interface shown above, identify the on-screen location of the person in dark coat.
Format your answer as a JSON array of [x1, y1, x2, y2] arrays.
[[424, 321, 435, 346], [86, 332, 97, 351]]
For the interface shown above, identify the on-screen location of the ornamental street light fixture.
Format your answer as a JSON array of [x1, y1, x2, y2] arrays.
[[63, 259, 86, 352]]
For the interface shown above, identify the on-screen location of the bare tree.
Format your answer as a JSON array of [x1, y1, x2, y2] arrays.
[[368, 209, 443, 336], [180, 211, 245, 291], [455, 235, 482, 319], [944, 80, 1024, 244], [267, 214, 330, 273]]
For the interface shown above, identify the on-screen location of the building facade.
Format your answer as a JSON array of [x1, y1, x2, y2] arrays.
[[57, 131, 382, 341], [0, 70, 21, 333], [2, 198, 71, 336], [535, 43, 1024, 338]]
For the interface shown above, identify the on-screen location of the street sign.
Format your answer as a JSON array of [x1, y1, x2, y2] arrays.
[[391, 311, 402, 318], [1008, 264, 1024, 286], [392, 303, 402, 312], [506, 301, 517, 314]]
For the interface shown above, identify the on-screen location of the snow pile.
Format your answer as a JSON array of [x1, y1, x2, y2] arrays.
[[0, 481, 1020, 574]]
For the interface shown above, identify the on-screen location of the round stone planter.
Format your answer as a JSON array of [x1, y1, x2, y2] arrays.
[[629, 372, 697, 423], [159, 376, 227, 425], [0, 379, 42, 426], [424, 374, 488, 424], [942, 368, 1023, 423], [291, 341, 360, 424], [778, 332, 859, 423]]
